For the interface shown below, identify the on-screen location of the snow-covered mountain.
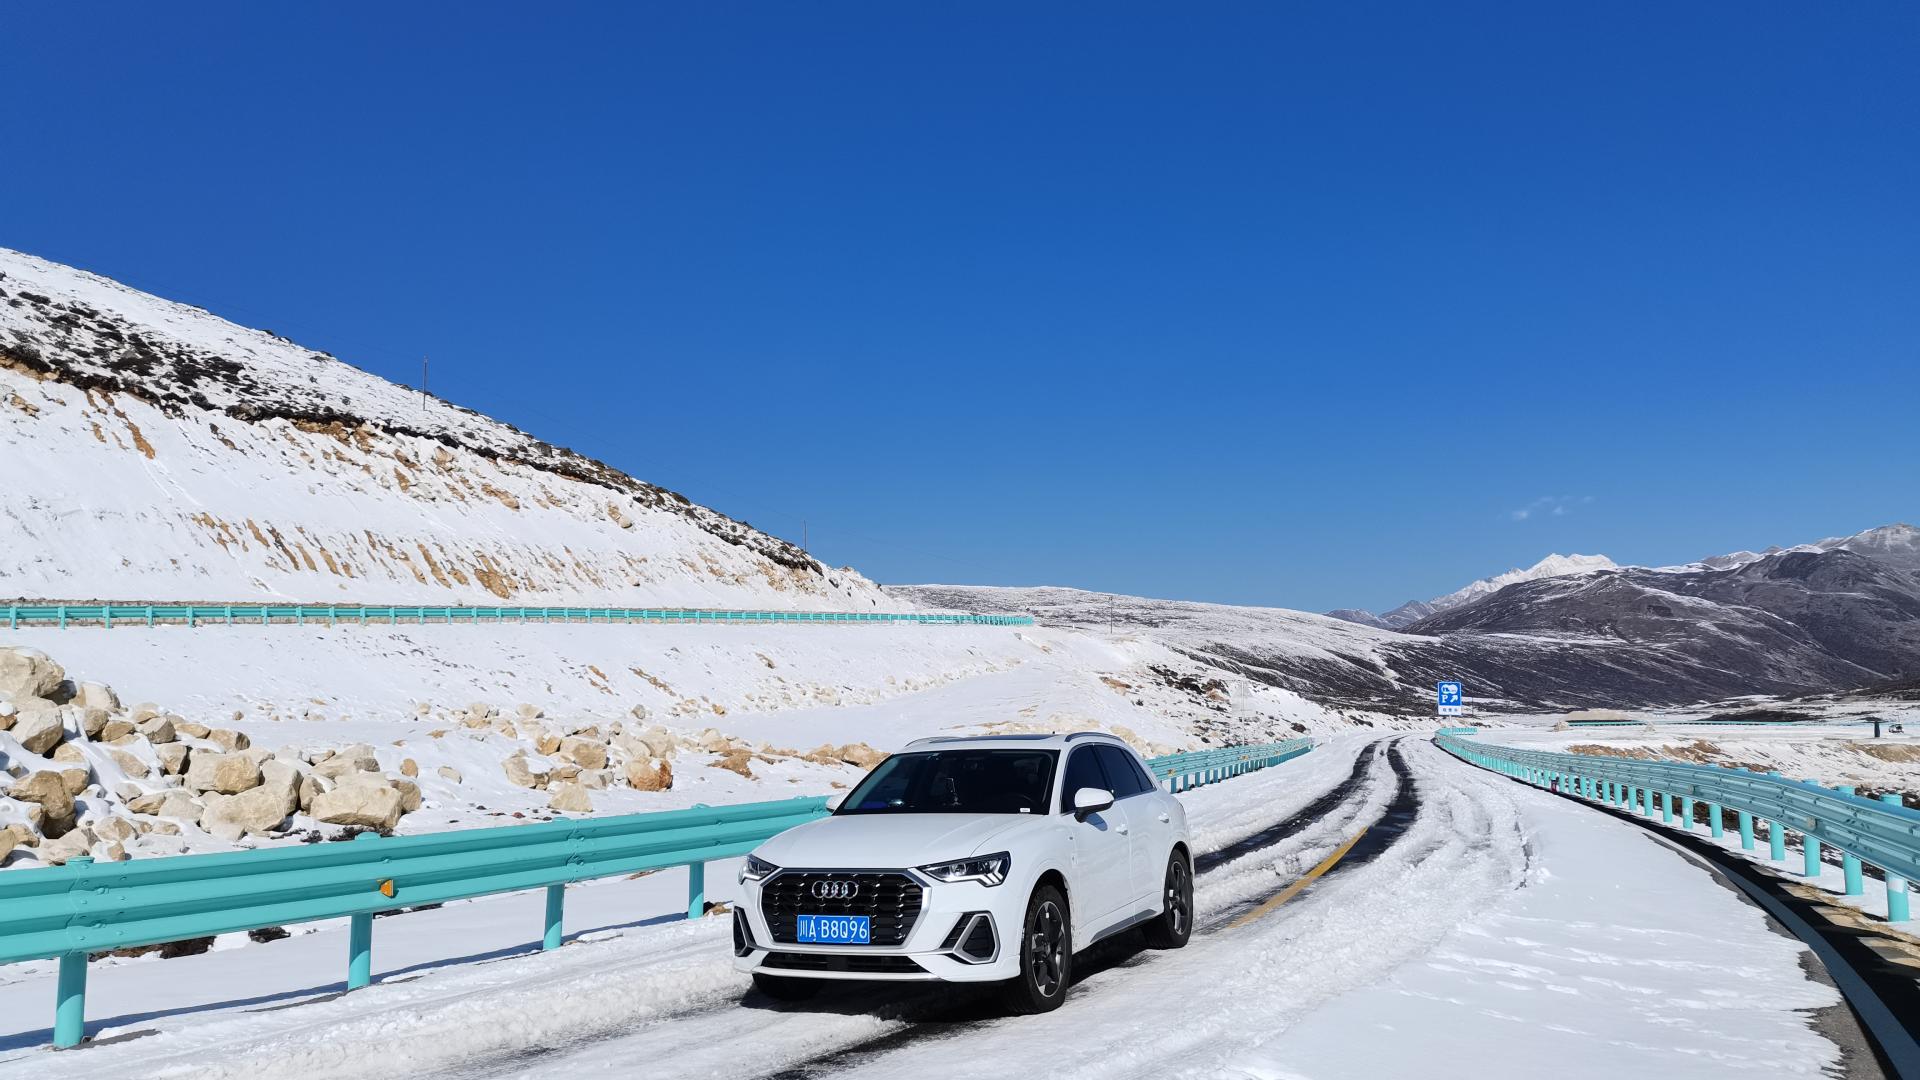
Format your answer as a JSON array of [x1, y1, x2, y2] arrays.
[[1330, 553, 1618, 630], [0, 247, 883, 608]]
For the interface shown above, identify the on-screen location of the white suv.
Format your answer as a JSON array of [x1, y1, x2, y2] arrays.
[[732, 732, 1193, 1013]]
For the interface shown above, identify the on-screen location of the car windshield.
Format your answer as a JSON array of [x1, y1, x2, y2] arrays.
[[836, 749, 1058, 815]]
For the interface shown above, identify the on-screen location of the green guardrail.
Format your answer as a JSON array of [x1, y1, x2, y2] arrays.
[[2, 738, 1313, 1049], [1, 603, 1034, 629], [1435, 734, 1916, 924]]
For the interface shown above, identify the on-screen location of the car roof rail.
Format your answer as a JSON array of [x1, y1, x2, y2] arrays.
[[1061, 730, 1122, 743]]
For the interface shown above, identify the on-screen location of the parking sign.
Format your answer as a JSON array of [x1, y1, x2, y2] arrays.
[[1436, 681, 1464, 716]]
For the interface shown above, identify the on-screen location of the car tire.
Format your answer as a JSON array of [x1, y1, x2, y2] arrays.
[[1142, 848, 1193, 949], [999, 883, 1073, 1014], [752, 972, 821, 1001]]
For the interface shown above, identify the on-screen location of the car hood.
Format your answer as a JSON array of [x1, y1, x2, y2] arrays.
[[756, 812, 1043, 870]]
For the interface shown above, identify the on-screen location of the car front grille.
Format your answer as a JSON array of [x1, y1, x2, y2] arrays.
[[762, 871, 924, 946], [763, 951, 926, 974]]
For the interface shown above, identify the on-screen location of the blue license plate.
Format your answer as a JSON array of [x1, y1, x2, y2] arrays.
[[796, 914, 871, 944]]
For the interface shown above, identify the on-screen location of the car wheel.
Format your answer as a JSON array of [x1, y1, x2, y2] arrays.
[[752, 972, 821, 1001], [999, 883, 1072, 1014], [1142, 849, 1193, 949]]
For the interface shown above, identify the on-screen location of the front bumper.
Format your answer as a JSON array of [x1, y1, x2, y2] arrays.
[[733, 867, 1020, 982]]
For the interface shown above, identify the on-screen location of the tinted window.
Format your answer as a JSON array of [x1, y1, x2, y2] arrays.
[[1060, 748, 1112, 811], [1096, 745, 1154, 798], [837, 750, 1057, 815]]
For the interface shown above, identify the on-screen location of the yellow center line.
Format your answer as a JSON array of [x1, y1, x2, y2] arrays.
[[1226, 826, 1369, 930]]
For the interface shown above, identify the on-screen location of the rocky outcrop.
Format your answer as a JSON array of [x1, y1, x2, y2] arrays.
[[311, 783, 405, 830]]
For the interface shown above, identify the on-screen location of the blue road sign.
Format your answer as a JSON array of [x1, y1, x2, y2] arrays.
[[1437, 681, 1463, 716]]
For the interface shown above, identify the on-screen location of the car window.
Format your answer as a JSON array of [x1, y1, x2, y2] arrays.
[[1095, 745, 1154, 798], [1060, 747, 1113, 812], [836, 749, 1057, 815]]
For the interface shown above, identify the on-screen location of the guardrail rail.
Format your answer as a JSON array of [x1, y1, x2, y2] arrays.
[[2, 738, 1314, 1049], [1435, 733, 1917, 926], [2, 603, 1034, 629]]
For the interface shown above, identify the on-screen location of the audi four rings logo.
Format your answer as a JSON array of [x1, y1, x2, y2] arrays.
[[811, 880, 860, 899]]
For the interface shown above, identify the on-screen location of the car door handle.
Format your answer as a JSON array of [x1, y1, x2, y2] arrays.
[[1157, 813, 1171, 823], [1117, 823, 1130, 834]]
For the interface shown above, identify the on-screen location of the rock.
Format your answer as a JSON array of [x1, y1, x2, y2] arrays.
[[695, 728, 730, 752], [205, 729, 250, 753], [414, 702, 433, 717], [127, 791, 169, 815], [96, 718, 135, 742], [107, 748, 149, 778], [81, 708, 112, 739], [713, 749, 755, 779], [0, 647, 65, 701], [74, 681, 119, 711], [94, 841, 130, 862], [185, 752, 263, 795], [139, 818, 182, 836], [58, 767, 91, 796], [298, 772, 322, 813], [628, 703, 649, 721], [201, 774, 296, 839], [311, 783, 405, 830], [50, 739, 86, 763], [436, 765, 463, 783], [312, 745, 380, 781], [156, 743, 190, 775], [257, 760, 302, 813], [0, 829, 15, 862], [557, 736, 608, 771], [176, 720, 211, 739], [40, 827, 95, 865], [94, 816, 137, 842], [131, 703, 161, 723], [502, 753, 547, 790], [241, 746, 275, 767], [536, 735, 562, 756], [391, 777, 423, 813], [548, 783, 592, 813], [399, 758, 419, 778], [11, 708, 66, 755], [0, 706, 12, 732], [837, 742, 889, 769], [624, 757, 673, 792], [580, 769, 609, 790], [550, 763, 582, 783], [516, 703, 543, 720], [138, 716, 177, 743]]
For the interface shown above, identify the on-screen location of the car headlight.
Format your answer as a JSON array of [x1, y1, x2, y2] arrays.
[[739, 854, 778, 884], [918, 851, 1010, 886]]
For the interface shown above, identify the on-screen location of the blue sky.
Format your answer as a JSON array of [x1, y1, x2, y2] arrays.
[[6, 4, 1916, 613]]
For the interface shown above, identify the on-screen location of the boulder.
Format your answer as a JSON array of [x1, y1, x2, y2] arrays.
[[579, 769, 609, 790], [312, 746, 380, 781], [39, 827, 94, 865], [58, 767, 92, 796], [94, 816, 137, 843], [10, 708, 66, 755], [502, 753, 547, 790], [436, 765, 463, 783], [399, 758, 419, 778], [185, 752, 262, 795], [80, 708, 112, 739], [131, 703, 162, 723], [624, 758, 673, 792], [837, 742, 889, 769], [557, 737, 608, 771], [311, 783, 404, 830], [201, 778, 296, 840], [628, 703, 649, 721], [51, 741, 86, 764], [96, 718, 134, 742], [516, 703, 543, 720], [139, 818, 182, 836], [176, 720, 211, 739], [256, 760, 302, 814], [713, 749, 755, 779], [391, 777, 423, 813], [73, 681, 119, 711], [93, 841, 129, 862], [0, 647, 65, 701], [0, 829, 15, 862], [108, 748, 150, 778], [205, 729, 250, 753], [156, 743, 190, 775], [536, 735, 562, 756], [137, 716, 177, 743], [548, 783, 592, 813], [3, 774, 73, 826]]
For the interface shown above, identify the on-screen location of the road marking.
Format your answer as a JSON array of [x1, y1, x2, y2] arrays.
[[1228, 826, 1369, 929]]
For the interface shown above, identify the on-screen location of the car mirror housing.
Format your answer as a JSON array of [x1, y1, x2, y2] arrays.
[[1072, 786, 1115, 819]]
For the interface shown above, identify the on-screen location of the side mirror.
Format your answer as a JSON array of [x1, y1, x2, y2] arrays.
[[1072, 787, 1115, 820], [825, 792, 847, 811]]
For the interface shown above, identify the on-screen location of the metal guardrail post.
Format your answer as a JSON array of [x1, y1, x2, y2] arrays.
[[1739, 811, 1755, 850], [1839, 786, 1864, 895], [1884, 795, 1912, 922], [687, 862, 706, 920], [544, 884, 566, 950], [347, 913, 373, 989]]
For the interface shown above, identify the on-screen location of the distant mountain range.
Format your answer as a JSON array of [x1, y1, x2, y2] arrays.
[[898, 524, 1920, 712], [1328, 553, 1618, 629]]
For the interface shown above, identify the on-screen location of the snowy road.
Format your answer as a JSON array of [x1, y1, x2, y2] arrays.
[[0, 737, 1846, 1080]]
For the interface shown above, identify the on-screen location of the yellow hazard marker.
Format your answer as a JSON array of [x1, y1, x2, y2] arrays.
[[378, 879, 396, 898], [1228, 826, 1368, 929]]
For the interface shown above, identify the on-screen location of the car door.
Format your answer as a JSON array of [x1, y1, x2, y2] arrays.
[[1096, 745, 1168, 910], [1060, 746, 1132, 930]]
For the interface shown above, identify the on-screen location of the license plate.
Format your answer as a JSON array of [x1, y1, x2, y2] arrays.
[[796, 914, 871, 944]]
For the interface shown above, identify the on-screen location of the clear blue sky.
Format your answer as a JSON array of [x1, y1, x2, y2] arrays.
[[6, 4, 1916, 613]]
